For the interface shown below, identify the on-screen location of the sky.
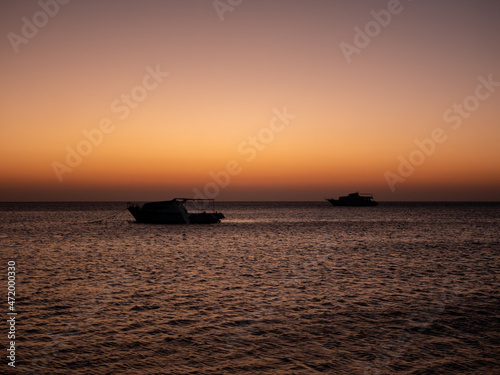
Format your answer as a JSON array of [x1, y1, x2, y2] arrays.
[[1, 0, 499, 201]]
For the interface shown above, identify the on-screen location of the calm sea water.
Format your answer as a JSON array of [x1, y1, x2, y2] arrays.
[[0, 202, 499, 374]]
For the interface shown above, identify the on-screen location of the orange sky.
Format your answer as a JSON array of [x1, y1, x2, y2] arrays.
[[1, 0, 499, 201]]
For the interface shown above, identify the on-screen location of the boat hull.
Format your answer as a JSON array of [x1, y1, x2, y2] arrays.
[[326, 199, 378, 207], [128, 207, 224, 224]]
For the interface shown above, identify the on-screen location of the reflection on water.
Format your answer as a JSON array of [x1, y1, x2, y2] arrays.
[[1, 202, 499, 374]]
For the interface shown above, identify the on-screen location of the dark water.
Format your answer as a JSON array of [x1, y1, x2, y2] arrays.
[[0, 202, 499, 374]]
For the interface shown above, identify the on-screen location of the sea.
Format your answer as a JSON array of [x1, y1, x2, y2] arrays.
[[0, 201, 499, 374]]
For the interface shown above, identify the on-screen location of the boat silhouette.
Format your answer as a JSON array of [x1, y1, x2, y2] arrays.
[[326, 192, 378, 206], [127, 198, 224, 224]]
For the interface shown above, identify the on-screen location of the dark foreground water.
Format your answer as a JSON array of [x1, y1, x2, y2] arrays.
[[0, 202, 499, 374]]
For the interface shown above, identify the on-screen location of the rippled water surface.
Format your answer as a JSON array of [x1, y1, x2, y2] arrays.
[[1, 202, 499, 374]]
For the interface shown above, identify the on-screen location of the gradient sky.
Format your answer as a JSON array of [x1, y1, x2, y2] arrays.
[[1, 0, 499, 201]]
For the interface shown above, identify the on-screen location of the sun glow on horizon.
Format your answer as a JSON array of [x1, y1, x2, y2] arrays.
[[1, 0, 499, 201]]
